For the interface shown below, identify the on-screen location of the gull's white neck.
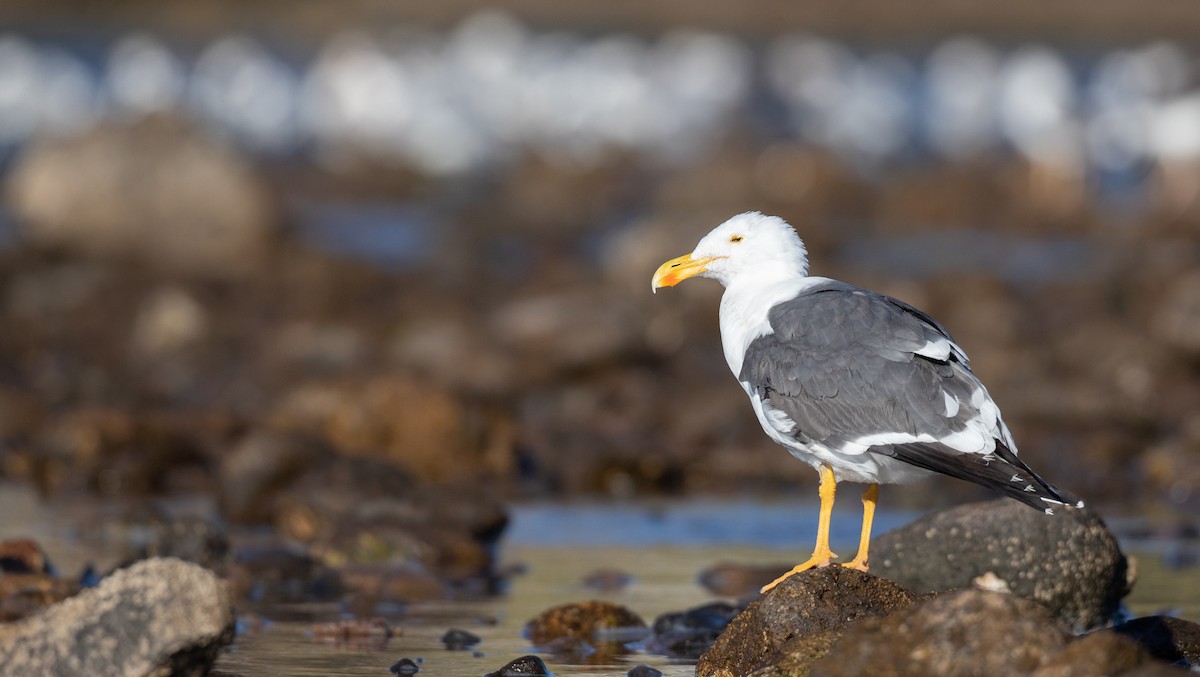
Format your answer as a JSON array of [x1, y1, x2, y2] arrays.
[[718, 272, 827, 378]]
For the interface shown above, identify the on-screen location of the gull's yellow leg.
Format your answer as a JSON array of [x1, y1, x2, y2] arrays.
[[842, 483, 878, 571], [761, 464, 838, 593]]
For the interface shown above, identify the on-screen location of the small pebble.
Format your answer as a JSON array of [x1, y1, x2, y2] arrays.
[[441, 627, 482, 650], [581, 567, 633, 591], [389, 657, 420, 675], [484, 654, 550, 677], [627, 665, 663, 677]]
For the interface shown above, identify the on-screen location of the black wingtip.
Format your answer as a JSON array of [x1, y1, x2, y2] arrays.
[[878, 441, 1083, 513]]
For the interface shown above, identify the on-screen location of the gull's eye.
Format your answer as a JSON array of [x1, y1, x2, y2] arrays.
[[729, 234, 744, 243]]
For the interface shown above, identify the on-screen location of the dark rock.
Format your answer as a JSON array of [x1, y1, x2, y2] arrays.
[[746, 631, 842, 677], [525, 600, 646, 663], [389, 657, 421, 675], [810, 589, 1071, 676], [698, 561, 792, 597], [485, 654, 551, 677], [0, 557, 233, 676], [122, 512, 231, 571], [696, 566, 916, 677], [525, 600, 647, 646], [274, 455, 510, 583], [227, 546, 342, 604], [647, 601, 742, 659], [582, 567, 633, 591], [7, 115, 276, 277], [1032, 630, 1161, 677], [0, 538, 54, 574], [1113, 615, 1200, 666], [627, 665, 664, 677], [441, 628, 481, 650], [871, 499, 1130, 631]]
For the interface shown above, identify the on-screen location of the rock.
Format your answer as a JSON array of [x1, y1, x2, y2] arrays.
[[227, 546, 342, 604], [0, 557, 233, 676], [485, 654, 551, 677], [218, 429, 325, 524], [698, 561, 792, 597], [627, 665, 664, 677], [7, 115, 276, 277], [810, 589, 1071, 676], [525, 599, 647, 645], [277, 456, 510, 582], [441, 628, 481, 650], [745, 631, 843, 677], [870, 499, 1131, 631], [581, 567, 633, 591], [647, 601, 742, 660], [0, 538, 54, 574], [696, 566, 916, 677], [389, 657, 422, 675], [1031, 630, 1161, 677], [1113, 615, 1200, 666], [486, 287, 648, 380], [268, 375, 513, 484], [525, 600, 647, 662]]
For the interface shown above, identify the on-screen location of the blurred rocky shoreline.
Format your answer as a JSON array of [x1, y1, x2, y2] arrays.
[[1, 11, 1199, 671]]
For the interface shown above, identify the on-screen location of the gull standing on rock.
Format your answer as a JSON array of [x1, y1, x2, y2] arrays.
[[652, 212, 1082, 592]]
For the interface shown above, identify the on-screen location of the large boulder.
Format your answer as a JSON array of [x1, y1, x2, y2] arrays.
[[6, 115, 276, 277], [696, 566, 916, 677], [809, 589, 1071, 676], [0, 557, 233, 677], [870, 499, 1131, 631]]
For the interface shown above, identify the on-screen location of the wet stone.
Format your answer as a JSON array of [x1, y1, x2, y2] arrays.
[[809, 588, 1071, 676], [441, 627, 482, 650], [696, 567, 916, 677], [485, 654, 551, 677], [627, 665, 664, 677], [698, 562, 790, 598], [581, 567, 633, 591], [389, 657, 422, 675], [647, 601, 742, 659], [1112, 615, 1200, 666], [227, 546, 342, 604], [870, 499, 1131, 632], [0, 538, 54, 574], [1032, 630, 1160, 677], [525, 600, 647, 646]]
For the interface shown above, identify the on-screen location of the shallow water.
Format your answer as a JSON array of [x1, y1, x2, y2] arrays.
[[215, 500, 1200, 676], [1, 486, 1196, 676]]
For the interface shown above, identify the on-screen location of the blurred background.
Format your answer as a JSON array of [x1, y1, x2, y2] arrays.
[[0, 0, 1199, 649]]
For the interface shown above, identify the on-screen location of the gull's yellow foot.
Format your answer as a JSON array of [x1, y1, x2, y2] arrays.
[[841, 554, 869, 572], [761, 463, 840, 594], [760, 545, 838, 593]]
